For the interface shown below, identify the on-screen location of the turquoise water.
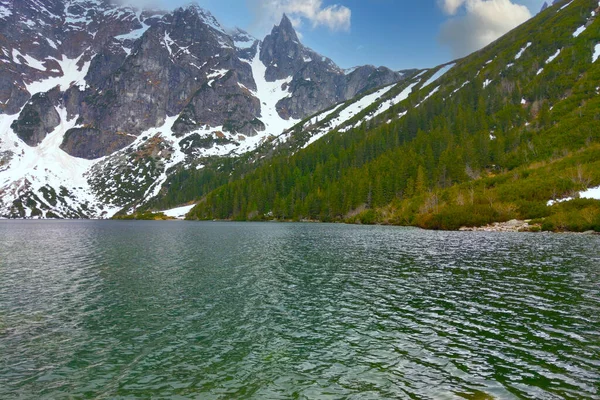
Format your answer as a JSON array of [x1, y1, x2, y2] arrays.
[[0, 221, 598, 399]]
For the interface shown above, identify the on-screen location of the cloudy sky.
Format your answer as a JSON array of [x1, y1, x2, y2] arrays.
[[138, 0, 547, 70]]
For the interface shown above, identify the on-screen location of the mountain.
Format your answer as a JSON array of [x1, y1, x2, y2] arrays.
[[0, 0, 408, 218], [259, 14, 404, 120], [186, 0, 600, 232]]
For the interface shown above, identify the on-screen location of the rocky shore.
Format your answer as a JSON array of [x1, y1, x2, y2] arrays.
[[459, 219, 599, 234], [459, 219, 541, 232]]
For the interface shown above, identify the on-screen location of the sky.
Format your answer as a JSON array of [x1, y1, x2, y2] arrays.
[[135, 0, 547, 70]]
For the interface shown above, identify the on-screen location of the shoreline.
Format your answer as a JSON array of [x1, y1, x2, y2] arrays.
[[2, 217, 600, 235]]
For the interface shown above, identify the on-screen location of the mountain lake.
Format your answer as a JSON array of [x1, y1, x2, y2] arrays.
[[0, 221, 598, 399]]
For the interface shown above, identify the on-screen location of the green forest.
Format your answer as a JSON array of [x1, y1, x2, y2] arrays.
[[146, 0, 600, 232]]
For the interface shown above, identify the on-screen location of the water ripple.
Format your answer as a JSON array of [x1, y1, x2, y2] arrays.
[[0, 221, 599, 399]]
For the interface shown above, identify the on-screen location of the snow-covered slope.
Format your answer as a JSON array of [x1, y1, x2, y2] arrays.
[[0, 109, 119, 218], [271, 62, 460, 151], [299, 83, 397, 149]]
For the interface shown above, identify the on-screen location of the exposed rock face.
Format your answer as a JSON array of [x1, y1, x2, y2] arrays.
[[0, 73, 31, 116], [2, 3, 407, 159], [84, 40, 129, 88], [179, 133, 236, 154], [60, 127, 135, 159], [260, 14, 310, 81], [10, 90, 61, 146], [343, 66, 404, 98], [172, 70, 264, 137], [0, 0, 166, 115], [62, 4, 263, 154]]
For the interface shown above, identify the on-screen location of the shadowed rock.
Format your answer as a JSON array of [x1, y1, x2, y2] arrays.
[[11, 89, 61, 146]]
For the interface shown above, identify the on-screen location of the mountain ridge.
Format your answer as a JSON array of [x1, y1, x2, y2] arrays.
[[0, 0, 409, 218]]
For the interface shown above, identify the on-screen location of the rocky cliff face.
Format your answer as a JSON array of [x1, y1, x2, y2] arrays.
[[11, 89, 61, 146], [0, 0, 411, 218]]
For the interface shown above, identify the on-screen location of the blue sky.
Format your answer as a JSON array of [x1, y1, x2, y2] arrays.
[[150, 0, 546, 70]]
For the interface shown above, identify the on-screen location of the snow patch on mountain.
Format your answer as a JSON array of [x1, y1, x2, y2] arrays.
[[302, 83, 396, 148], [451, 81, 470, 95], [572, 25, 587, 37], [335, 84, 396, 130], [0, 4, 12, 19], [115, 11, 150, 41], [421, 64, 454, 89], [546, 49, 561, 64], [515, 42, 532, 59], [163, 32, 175, 56], [593, 44, 600, 62], [249, 45, 300, 139], [138, 117, 186, 203], [115, 24, 149, 41], [547, 185, 600, 206], [25, 55, 91, 95], [559, 0, 574, 11], [416, 86, 440, 108], [365, 81, 421, 122], [303, 104, 345, 130], [206, 69, 229, 86], [12, 50, 47, 71], [161, 204, 195, 219], [46, 38, 59, 49]]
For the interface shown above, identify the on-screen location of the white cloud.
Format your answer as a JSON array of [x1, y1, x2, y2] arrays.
[[248, 0, 351, 36], [441, 0, 468, 14], [439, 0, 531, 58]]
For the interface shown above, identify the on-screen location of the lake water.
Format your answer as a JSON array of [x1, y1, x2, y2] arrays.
[[0, 221, 599, 399]]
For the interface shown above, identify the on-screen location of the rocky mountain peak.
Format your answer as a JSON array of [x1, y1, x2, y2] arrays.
[[277, 14, 298, 41], [260, 14, 307, 81], [174, 3, 225, 34], [166, 4, 228, 43], [257, 14, 405, 119]]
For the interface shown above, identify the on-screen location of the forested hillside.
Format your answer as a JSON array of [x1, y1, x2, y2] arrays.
[[185, 0, 600, 231]]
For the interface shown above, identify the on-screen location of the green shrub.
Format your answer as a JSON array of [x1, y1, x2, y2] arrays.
[[541, 220, 556, 232], [356, 209, 378, 225], [516, 200, 551, 219]]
